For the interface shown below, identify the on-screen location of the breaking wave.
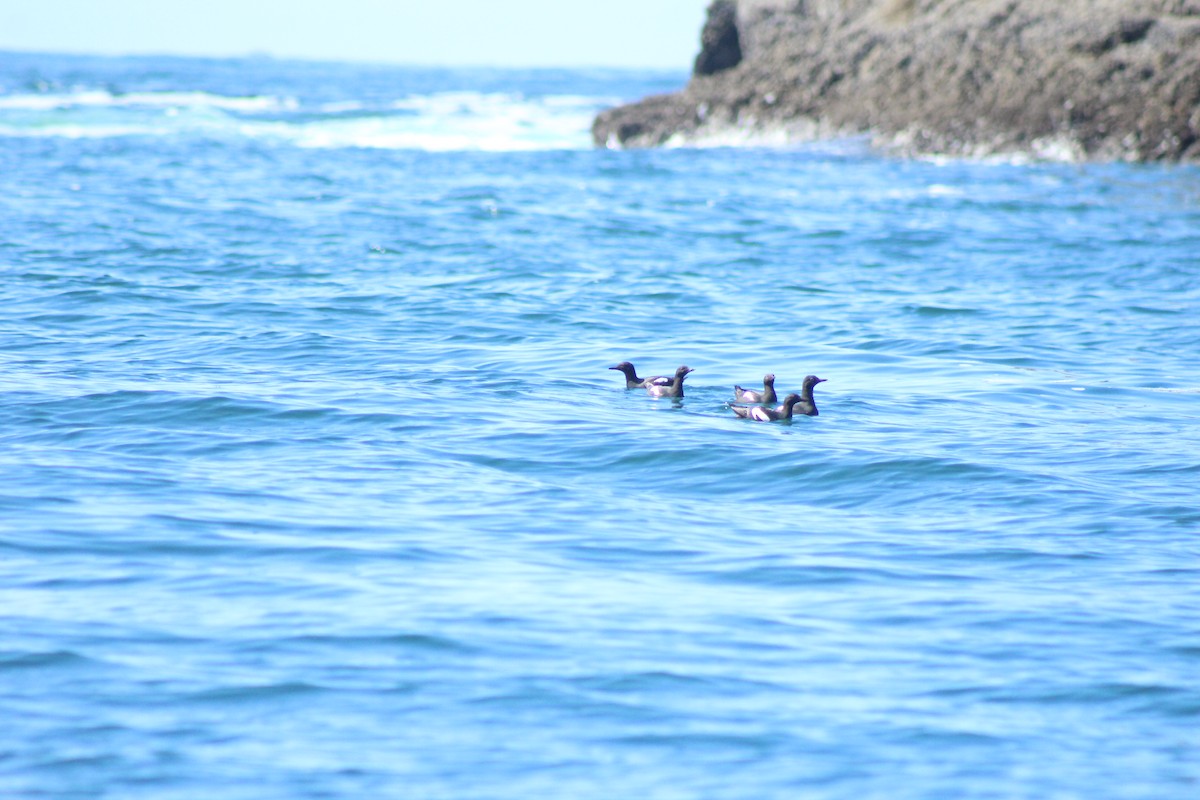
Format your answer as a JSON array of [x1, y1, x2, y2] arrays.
[[0, 87, 610, 151]]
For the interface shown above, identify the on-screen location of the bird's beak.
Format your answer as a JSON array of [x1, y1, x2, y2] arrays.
[[816, 378, 827, 383]]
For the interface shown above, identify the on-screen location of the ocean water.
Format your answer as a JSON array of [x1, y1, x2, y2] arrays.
[[2, 51, 1199, 799]]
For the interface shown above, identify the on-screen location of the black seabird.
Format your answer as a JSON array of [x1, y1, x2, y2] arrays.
[[645, 365, 694, 398], [609, 361, 672, 389], [777, 375, 826, 417], [733, 374, 777, 404], [731, 393, 804, 422]]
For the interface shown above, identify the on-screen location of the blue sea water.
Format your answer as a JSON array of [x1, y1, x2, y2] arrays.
[[2, 50, 1199, 799]]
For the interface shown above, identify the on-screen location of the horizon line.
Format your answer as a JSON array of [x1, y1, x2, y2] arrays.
[[0, 46, 698, 74]]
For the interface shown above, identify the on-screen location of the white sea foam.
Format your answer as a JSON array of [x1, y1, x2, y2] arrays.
[[0, 89, 603, 151], [0, 89, 293, 112], [261, 92, 600, 151], [673, 121, 1091, 164], [0, 123, 167, 139], [655, 118, 873, 156]]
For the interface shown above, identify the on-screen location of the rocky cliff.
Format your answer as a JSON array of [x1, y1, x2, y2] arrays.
[[593, 0, 1200, 161]]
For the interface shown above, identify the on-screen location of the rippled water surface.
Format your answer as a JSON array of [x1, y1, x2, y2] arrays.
[[2, 52, 1199, 799]]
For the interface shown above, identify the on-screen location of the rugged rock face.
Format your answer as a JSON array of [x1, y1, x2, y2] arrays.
[[593, 0, 1200, 161], [693, 0, 743, 75]]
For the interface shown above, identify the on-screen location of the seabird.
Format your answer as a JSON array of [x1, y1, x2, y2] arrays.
[[779, 375, 826, 417], [609, 361, 672, 389], [733, 374, 777, 404], [645, 365, 694, 398], [731, 393, 804, 422]]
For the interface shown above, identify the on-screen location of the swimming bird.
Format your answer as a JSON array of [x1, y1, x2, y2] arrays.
[[778, 375, 826, 417], [609, 361, 672, 389], [731, 393, 804, 422], [645, 365, 694, 398], [733, 374, 777, 404]]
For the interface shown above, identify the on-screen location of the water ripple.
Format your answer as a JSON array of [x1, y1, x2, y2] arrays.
[[2, 53, 1199, 800]]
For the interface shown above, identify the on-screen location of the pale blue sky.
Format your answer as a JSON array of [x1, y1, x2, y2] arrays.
[[0, 0, 710, 69]]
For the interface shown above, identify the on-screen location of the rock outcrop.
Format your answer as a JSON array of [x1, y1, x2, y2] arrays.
[[593, 0, 1200, 161]]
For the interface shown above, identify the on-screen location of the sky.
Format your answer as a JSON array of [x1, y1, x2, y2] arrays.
[[0, 0, 710, 69]]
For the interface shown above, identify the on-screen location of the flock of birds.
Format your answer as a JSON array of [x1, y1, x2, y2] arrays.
[[609, 362, 826, 422]]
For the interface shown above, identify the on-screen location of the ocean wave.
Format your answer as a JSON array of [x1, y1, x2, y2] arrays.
[[0, 88, 605, 151], [0, 88, 293, 112]]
